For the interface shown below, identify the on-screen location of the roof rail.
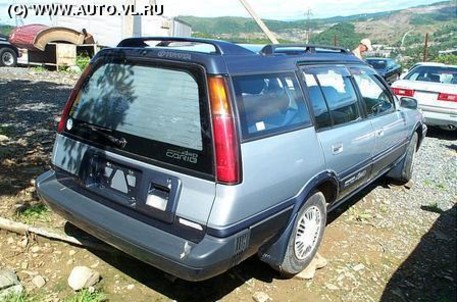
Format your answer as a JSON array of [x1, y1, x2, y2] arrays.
[[260, 44, 350, 55], [117, 36, 254, 55]]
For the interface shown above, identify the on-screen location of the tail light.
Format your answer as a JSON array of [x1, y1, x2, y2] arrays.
[[57, 64, 92, 133], [392, 87, 415, 97], [437, 93, 457, 102], [208, 76, 240, 185]]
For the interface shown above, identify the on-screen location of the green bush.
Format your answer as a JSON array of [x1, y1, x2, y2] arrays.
[[76, 55, 91, 71]]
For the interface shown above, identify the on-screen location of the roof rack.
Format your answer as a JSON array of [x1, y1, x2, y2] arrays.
[[260, 44, 350, 55], [117, 37, 254, 55]]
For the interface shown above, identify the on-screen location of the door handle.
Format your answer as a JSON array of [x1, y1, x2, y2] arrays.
[[332, 143, 344, 154], [376, 129, 384, 137]]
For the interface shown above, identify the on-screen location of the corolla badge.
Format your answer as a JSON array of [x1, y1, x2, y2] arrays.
[[166, 149, 198, 164]]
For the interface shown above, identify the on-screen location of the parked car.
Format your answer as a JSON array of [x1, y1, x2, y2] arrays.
[[36, 37, 427, 281], [0, 35, 19, 67], [392, 63, 457, 131], [366, 57, 402, 84]]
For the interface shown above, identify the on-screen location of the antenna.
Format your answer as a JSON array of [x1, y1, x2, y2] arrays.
[[305, 8, 313, 44]]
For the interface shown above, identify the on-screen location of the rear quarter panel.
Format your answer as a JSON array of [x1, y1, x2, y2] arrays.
[[207, 127, 324, 229]]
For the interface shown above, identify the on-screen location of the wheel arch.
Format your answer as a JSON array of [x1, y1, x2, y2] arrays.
[[258, 170, 339, 270], [0, 45, 19, 57]]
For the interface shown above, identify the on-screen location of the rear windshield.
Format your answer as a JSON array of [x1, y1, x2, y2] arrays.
[[65, 60, 213, 176], [405, 66, 457, 84]]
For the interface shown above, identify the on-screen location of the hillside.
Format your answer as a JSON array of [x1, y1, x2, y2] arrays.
[[177, 1, 457, 50]]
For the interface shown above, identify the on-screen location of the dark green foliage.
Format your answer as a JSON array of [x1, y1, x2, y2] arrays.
[[310, 23, 362, 49], [0, 25, 15, 37]]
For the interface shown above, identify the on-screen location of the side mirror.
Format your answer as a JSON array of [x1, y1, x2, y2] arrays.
[[400, 97, 418, 109]]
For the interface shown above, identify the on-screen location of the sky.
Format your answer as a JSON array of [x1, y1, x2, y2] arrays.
[[0, 0, 443, 26]]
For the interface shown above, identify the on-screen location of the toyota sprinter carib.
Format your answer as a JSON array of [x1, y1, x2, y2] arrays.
[[36, 37, 427, 281]]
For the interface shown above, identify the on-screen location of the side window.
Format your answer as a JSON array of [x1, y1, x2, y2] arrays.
[[350, 66, 395, 117], [303, 66, 361, 128], [302, 72, 331, 129], [233, 73, 310, 139]]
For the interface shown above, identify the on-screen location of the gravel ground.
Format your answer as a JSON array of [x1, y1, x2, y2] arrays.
[[0, 67, 456, 302]]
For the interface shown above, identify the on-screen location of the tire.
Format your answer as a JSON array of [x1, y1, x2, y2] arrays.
[[397, 132, 418, 184], [279, 191, 327, 276], [0, 48, 17, 67]]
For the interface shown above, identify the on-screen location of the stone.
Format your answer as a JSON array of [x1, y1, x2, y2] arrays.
[[30, 246, 41, 253], [253, 291, 271, 302], [295, 253, 328, 280], [32, 275, 46, 289], [325, 283, 340, 290], [68, 65, 82, 74], [0, 269, 20, 290], [0, 135, 9, 142], [0, 269, 23, 299], [353, 264, 366, 272], [0, 285, 24, 299], [67, 266, 101, 291], [404, 180, 414, 189]]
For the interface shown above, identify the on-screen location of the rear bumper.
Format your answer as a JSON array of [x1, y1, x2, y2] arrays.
[[36, 170, 252, 281], [421, 107, 457, 129]]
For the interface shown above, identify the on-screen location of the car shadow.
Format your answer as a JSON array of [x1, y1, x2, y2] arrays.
[[426, 126, 457, 141], [64, 223, 278, 302], [380, 204, 457, 302], [63, 179, 388, 301]]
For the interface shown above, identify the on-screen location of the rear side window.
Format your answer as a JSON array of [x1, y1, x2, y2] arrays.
[[303, 66, 361, 128], [66, 60, 213, 176], [233, 73, 310, 139]]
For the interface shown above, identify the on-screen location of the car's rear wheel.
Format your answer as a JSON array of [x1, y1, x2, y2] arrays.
[[279, 191, 327, 276], [0, 48, 17, 67]]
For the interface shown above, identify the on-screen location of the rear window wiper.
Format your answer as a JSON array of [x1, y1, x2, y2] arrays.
[[78, 122, 127, 148]]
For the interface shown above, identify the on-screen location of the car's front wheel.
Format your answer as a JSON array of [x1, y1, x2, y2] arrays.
[[279, 191, 327, 276], [0, 48, 17, 67], [397, 132, 418, 184]]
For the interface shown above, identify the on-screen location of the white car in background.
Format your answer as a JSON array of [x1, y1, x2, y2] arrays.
[[392, 63, 457, 131]]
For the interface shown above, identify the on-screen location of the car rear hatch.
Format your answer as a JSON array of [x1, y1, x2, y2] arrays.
[[52, 47, 225, 242], [392, 80, 457, 113]]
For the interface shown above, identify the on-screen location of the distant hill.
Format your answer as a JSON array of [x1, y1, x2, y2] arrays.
[[177, 1, 457, 50]]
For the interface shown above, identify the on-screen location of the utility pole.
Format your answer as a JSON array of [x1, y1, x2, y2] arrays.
[[423, 33, 429, 62], [238, 0, 279, 44]]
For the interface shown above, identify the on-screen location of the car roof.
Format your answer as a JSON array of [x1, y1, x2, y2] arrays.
[[102, 37, 364, 75]]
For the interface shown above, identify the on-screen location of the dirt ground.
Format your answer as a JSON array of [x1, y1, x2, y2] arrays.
[[0, 68, 456, 302]]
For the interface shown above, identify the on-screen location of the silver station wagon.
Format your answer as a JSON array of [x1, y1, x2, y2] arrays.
[[36, 37, 427, 281]]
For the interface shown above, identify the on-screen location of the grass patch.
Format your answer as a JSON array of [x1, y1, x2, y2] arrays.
[[64, 289, 107, 302], [1, 292, 35, 302], [32, 66, 47, 73], [16, 203, 50, 223], [0, 124, 14, 136], [420, 202, 443, 214]]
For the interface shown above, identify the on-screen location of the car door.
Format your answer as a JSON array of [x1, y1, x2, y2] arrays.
[[302, 65, 375, 198], [350, 65, 408, 177]]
